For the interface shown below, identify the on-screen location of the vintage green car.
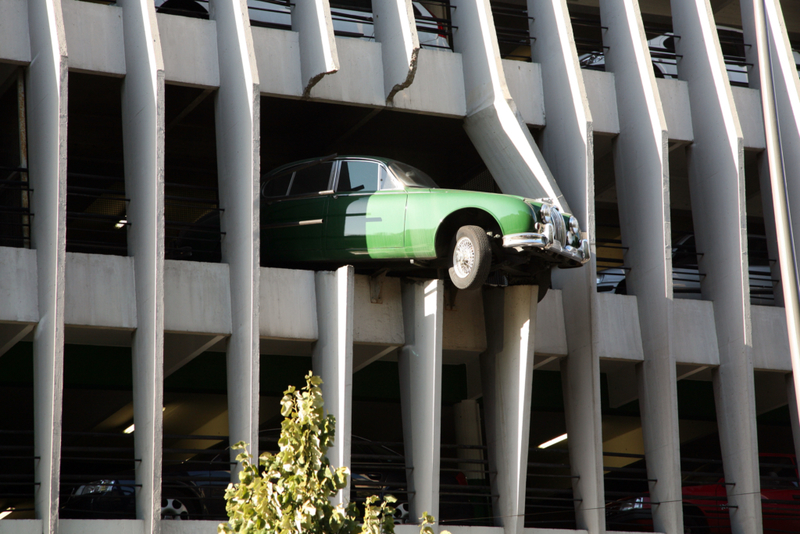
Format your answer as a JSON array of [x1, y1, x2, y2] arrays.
[[261, 156, 590, 291]]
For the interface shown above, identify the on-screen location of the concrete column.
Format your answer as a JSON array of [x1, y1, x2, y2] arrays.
[[526, 1, 604, 530], [209, 0, 261, 462], [372, 0, 419, 104], [480, 286, 537, 534], [597, 1, 683, 532], [119, 0, 166, 531], [312, 266, 355, 506], [26, 0, 68, 532], [671, 1, 762, 532], [398, 279, 444, 525], [292, 0, 338, 97], [449, 0, 571, 213]]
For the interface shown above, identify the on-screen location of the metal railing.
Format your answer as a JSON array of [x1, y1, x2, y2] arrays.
[[0, 429, 36, 519], [525, 447, 578, 529], [249, 0, 292, 30], [0, 165, 31, 249], [164, 181, 224, 263], [416, 1, 454, 51], [570, 13, 606, 71], [66, 172, 129, 256], [492, 2, 533, 62], [644, 23, 680, 79], [154, 0, 209, 19]]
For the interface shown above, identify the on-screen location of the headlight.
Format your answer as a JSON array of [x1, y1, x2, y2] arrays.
[[539, 204, 552, 224], [568, 216, 581, 247]]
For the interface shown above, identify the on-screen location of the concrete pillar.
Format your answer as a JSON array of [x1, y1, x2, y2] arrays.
[[526, 3, 604, 530], [209, 0, 261, 463], [449, 0, 571, 213], [740, 0, 800, 424], [312, 266, 355, 506], [372, 0, 419, 104], [26, 1, 68, 532], [671, 1, 762, 532], [398, 279, 444, 524], [597, 0, 683, 532], [292, 0, 338, 97], [119, 0, 166, 531], [480, 286, 537, 534]]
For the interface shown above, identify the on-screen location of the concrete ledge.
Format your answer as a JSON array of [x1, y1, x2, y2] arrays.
[[732, 86, 766, 150], [391, 49, 466, 117], [311, 38, 385, 106], [534, 288, 568, 356], [64, 252, 137, 329], [0, 520, 43, 534], [595, 293, 644, 361], [260, 267, 318, 340], [503, 60, 545, 127], [0, 247, 38, 323], [353, 274, 403, 345], [0, 0, 30, 64], [657, 78, 693, 143], [752, 305, 791, 371], [253, 27, 303, 97], [59, 520, 144, 534], [62, 0, 125, 75], [157, 14, 220, 88], [583, 70, 619, 135], [160, 521, 221, 534], [672, 299, 720, 366], [443, 286, 486, 352], [164, 260, 231, 334]]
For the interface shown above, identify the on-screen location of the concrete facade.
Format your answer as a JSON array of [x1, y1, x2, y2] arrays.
[[1, 1, 800, 534]]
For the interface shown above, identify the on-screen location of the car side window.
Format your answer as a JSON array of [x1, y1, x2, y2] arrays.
[[263, 172, 293, 198], [337, 160, 381, 193], [289, 162, 334, 196]]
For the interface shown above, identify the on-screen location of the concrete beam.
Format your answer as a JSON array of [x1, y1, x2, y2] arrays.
[[292, 0, 338, 97], [119, 0, 166, 531], [0, 323, 34, 357], [449, 0, 570, 213], [398, 279, 444, 524], [209, 0, 261, 463], [597, 1, 683, 530], [26, 0, 68, 531], [163, 333, 227, 377], [372, 0, 419, 104], [671, 0, 762, 531], [480, 286, 537, 534], [312, 266, 354, 506]]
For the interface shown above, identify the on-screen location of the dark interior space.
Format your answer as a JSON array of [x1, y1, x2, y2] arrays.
[[490, 1, 533, 62], [66, 73, 127, 256], [0, 65, 29, 249], [593, 134, 627, 293], [164, 84, 223, 263], [260, 97, 486, 191], [744, 150, 778, 305]]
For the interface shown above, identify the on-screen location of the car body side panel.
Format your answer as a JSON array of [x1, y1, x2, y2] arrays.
[[403, 189, 538, 258], [262, 196, 328, 262]]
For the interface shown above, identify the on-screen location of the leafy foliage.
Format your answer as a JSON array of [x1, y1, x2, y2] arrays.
[[218, 372, 396, 534]]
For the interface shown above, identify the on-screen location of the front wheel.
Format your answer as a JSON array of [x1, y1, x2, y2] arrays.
[[448, 225, 491, 290]]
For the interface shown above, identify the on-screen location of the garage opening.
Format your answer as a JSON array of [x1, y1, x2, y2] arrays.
[[669, 145, 701, 300], [58, 344, 136, 519], [568, 3, 604, 72], [745, 150, 778, 306], [162, 347, 231, 520], [0, 66, 29, 249], [0, 342, 34, 520], [594, 134, 627, 294], [490, 1, 533, 62], [525, 367, 577, 530], [66, 73, 128, 257], [164, 84, 223, 264]]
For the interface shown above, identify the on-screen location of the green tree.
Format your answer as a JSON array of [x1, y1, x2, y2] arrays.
[[218, 372, 396, 534]]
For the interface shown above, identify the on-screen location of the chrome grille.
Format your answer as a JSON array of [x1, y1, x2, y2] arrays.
[[551, 207, 567, 244]]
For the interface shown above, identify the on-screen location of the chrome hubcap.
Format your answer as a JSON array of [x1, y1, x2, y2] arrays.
[[453, 237, 475, 278]]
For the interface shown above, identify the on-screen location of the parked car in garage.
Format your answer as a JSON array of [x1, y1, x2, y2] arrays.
[[260, 155, 590, 292]]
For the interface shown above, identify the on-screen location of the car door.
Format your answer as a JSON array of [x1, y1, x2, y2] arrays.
[[261, 161, 335, 262], [325, 159, 407, 259]]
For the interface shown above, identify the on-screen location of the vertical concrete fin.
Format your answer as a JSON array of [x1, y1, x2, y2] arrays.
[[119, 0, 166, 531], [398, 279, 443, 524], [671, 0, 761, 531], [26, 0, 68, 532], [211, 0, 261, 463], [480, 286, 537, 534], [373, 0, 420, 104], [292, 0, 339, 97], [312, 266, 355, 506], [596, 0, 682, 531], [449, 0, 571, 214]]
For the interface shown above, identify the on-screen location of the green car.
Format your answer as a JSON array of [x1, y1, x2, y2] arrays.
[[261, 156, 590, 292]]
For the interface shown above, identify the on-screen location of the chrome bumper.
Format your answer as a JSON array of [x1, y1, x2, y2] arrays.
[[503, 232, 591, 265]]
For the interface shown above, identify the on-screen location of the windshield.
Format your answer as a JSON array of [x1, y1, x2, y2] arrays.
[[389, 161, 439, 188]]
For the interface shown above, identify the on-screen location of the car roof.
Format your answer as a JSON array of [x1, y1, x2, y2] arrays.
[[263, 155, 397, 180]]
